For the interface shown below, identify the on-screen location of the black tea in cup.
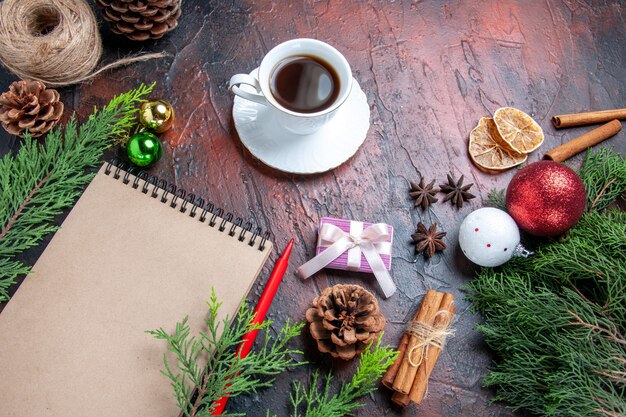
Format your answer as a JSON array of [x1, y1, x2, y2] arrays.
[[269, 56, 340, 113]]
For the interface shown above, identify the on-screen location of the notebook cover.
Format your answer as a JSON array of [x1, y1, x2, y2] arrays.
[[0, 163, 272, 417]]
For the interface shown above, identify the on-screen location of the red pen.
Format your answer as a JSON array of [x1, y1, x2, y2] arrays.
[[211, 239, 294, 415]]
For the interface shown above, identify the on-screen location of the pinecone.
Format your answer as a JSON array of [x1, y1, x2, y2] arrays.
[[305, 284, 386, 360], [0, 80, 64, 138], [95, 0, 182, 41]]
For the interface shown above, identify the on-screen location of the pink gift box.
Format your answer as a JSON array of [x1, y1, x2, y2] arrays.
[[315, 217, 393, 274]]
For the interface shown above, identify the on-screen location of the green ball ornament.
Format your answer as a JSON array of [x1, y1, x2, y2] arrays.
[[127, 131, 162, 167]]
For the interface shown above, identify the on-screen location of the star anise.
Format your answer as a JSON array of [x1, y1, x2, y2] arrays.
[[411, 222, 447, 258], [440, 173, 476, 209], [409, 178, 439, 210]]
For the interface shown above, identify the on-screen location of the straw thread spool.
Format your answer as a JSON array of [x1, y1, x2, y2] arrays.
[[0, 0, 166, 87]]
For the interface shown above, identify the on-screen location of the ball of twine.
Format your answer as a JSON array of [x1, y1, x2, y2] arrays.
[[0, 0, 165, 87]]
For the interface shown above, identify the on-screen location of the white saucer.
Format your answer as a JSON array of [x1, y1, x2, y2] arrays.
[[232, 70, 370, 174]]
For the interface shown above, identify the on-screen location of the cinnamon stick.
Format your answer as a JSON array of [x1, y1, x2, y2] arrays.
[[382, 330, 410, 389], [392, 290, 444, 394], [409, 302, 456, 404], [544, 119, 622, 163], [391, 390, 410, 407], [382, 303, 423, 388], [552, 108, 626, 128]]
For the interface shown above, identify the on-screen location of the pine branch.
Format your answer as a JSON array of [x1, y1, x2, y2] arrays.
[[470, 273, 626, 416], [148, 289, 304, 417], [0, 258, 30, 297], [531, 210, 626, 329], [485, 188, 506, 210], [568, 311, 626, 346], [578, 148, 626, 211], [467, 217, 626, 415], [284, 337, 397, 417], [0, 83, 154, 301], [0, 173, 50, 240]]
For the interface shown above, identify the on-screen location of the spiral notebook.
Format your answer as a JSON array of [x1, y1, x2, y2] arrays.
[[0, 161, 273, 417]]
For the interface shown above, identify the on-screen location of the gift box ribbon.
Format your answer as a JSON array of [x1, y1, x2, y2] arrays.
[[296, 222, 396, 298]]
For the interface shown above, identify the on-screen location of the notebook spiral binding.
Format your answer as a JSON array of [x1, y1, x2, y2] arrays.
[[104, 159, 270, 251]]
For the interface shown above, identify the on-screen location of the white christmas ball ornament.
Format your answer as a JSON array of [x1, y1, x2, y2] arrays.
[[458, 207, 520, 267]]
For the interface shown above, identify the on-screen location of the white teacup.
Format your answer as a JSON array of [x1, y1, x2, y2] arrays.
[[229, 38, 352, 135]]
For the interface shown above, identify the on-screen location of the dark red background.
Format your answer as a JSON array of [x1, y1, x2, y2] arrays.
[[1, 1, 625, 416]]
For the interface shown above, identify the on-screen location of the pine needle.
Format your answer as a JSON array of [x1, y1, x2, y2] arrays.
[[0, 83, 153, 301]]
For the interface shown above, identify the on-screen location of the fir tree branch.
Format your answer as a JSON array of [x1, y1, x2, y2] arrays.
[[0, 172, 50, 240], [568, 311, 626, 346], [148, 289, 304, 417], [485, 188, 506, 210], [467, 218, 626, 415], [596, 407, 623, 417], [579, 148, 626, 211], [0, 83, 154, 302], [283, 337, 397, 417], [0, 258, 29, 298], [589, 178, 617, 211]]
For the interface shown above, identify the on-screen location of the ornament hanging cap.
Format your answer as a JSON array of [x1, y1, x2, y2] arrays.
[[512, 243, 533, 258]]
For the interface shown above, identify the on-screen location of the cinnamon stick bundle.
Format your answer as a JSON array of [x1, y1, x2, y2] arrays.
[[410, 302, 456, 404], [552, 108, 626, 128], [385, 290, 455, 407], [544, 120, 622, 163]]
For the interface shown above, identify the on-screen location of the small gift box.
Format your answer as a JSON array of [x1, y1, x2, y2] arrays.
[[316, 217, 393, 273], [297, 217, 396, 298]]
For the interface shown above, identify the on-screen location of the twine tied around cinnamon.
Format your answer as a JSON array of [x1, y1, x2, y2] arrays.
[[0, 0, 166, 87], [404, 310, 455, 367]]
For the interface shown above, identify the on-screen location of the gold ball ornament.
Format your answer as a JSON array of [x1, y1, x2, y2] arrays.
[[139, 99, 175, 133]]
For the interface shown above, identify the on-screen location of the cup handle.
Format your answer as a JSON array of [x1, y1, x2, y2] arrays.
[[229, 74, 267, 105]]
